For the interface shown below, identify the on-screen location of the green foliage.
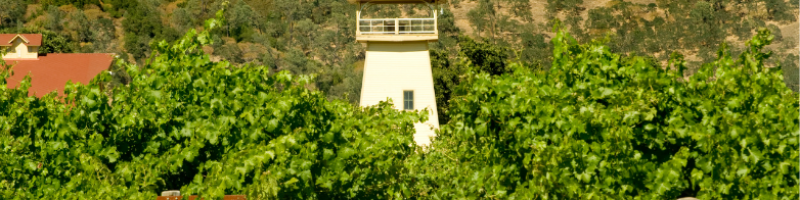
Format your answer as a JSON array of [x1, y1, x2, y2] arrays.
[[170, 7, 195, 34], [459, 37, 510, 76], [174, 0, 365, 103], [733, 17, 762, 40], [0, 10, 424, 199], [122, 3, 163, 38], [546, 0, 583, 14], [0, 0, 27, 29], [223, 0, 257, 42], [407, 28, 799, 199], [123, 32, 150, 64], [69, 9, 91, 43], [121, 1, 183, 64], [104, 0, 138, 18], [45, 5, 63, 33], [40, 0, 100, 8], [781, 53, 799, 92], [587, 7, 614, 30], [553, 1, 588, 41], [689, 1, 722, 47], [506, 0, 533, 23], [519, 32, 552, 69], [766, 24, 783, 42], [1, 2, 798, 198], [431, 49, 466, 124], [215, 41, 245, 64], [90, 17, 117, 52], [466, 0, 520, 44], [436, 7, 460, 48], [764, 0, 795, 22], [39, 30, 75, 53]]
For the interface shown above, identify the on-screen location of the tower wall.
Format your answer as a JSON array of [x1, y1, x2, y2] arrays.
[[360, 41, 439, 146]]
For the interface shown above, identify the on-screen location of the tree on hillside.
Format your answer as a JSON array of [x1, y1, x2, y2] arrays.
[[733, 16, 758, 40], [215, 41, 245, 64], [69, 10, 91, 43], [360, 2, 401, 18], [689, 1, 722, 47], [459, 37, 510, 76], [121, 1, 184, 63], [506, 0, 533, 23], [122, 3, 163, 38], [244, 0, 273, 26], [519, 32, 551, 69], [688, 1, 725, 62], [0, 0, 26, 29], [90, 17, 116, 52], [123, 32, 150, 64], [430, 49, 466, 124], [763, 0, 796, 21], [45, 6, 64, 33], [274, 0, 304, 39], [466, 0, 519, 44], [39, 31, 75, 53], [222, 0, 257, 41], [430, 7, 460, 57], [546, 0, 585, 40], [40, 0, 100, 8], [586, 7, 614, 30], [281, 48, 317, 75], [171, 7, 195, 34], [311, 30, 341, 66], [546, 0, 583, 14], [101, 0, 138, 17]]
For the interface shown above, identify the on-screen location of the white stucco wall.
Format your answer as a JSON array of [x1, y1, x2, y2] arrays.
[[360, 41, 439, 146]]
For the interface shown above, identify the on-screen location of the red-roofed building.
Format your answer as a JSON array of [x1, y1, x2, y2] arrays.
[[1, 34, 115, 97], [0, 34, 43, 59]]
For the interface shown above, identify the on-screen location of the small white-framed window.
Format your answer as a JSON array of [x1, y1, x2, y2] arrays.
[[28, 46, 35, 53], [8, 48, 15, 53], [403, 90, 414, 110]]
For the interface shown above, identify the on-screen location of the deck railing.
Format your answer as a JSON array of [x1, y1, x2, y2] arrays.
[[358, 18, 436, 35]]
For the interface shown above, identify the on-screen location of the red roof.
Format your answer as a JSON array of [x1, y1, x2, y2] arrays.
[[3, 53, 115, 97], [0, 34, 43, 46]]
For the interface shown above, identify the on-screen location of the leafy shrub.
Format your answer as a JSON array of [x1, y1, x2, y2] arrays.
[[0, 10, 424, 199], [405, 28, 799, 199]]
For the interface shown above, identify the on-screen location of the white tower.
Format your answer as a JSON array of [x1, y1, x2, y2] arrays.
[[353, 0, 441, 146]]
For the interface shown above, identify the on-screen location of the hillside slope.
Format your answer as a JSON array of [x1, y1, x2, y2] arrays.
[[1, 0, 797, 97]]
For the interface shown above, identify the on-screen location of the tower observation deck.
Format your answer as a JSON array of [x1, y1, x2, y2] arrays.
[[353, 0, 441, 42]]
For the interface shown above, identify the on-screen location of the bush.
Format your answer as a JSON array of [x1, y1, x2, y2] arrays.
[[405, 28, 799, 199], [0, 10, 424, 199]]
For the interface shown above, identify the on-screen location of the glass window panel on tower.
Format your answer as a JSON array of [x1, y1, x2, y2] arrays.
[[404, 90, 414, 110]]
